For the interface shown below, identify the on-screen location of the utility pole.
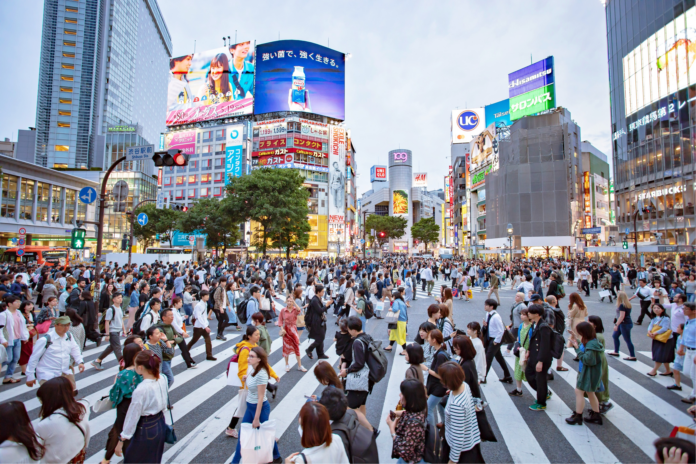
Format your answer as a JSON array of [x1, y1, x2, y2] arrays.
[[94, 156, 126, 286]]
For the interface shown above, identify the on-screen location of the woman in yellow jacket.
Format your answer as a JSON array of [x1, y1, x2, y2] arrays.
[[226, 326, 279, 438]]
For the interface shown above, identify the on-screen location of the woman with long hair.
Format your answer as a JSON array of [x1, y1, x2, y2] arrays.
[[18, 301, 37, 376], [588, 316, 613, 414], [202, 53, 232, 105], [386, 379, 428, 464], [647, 303, 674, 377], [385, 289, 409, 353], [466, 321, 487, 383], [34, 377, 90, 463], [279, 297, 305, 372], [231, 347, 281, 464], [607, 291, 636, 361], [424, 329, 449, 426], [287, 402, 349, 464], [115, 351, 169, 463], [0, 401, 45, 462], [567, 292, 588, 342], [566, 322, 605, 426], [102, 343, 143, 464]]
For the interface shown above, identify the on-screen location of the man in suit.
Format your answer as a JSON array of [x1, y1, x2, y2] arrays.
[[525, 304, 553, 411], [306, 284, 333, 360]]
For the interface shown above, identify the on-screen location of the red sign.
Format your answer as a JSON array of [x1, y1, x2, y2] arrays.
[[252, 154, 293, 167], [329, 215, 344, 224], [294, 137, 323, 151], [157, 168, 163, 187], [258, 138, 287, 149], [253, 147, 326, 158], [375, 167, 386, 179]]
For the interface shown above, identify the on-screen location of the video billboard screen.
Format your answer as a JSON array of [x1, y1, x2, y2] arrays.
[[255, 40, 346, 120], [484, 99, 511, 128], [508, 56, 554, 98], [452, 108, 485, 143], [623, 5, 696, 116], [509, 83, 556, 121], [166, 41, 255, 126]]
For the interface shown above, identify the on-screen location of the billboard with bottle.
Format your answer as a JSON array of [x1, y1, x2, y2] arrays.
[[254, 40, 346, 120], [166, 42, 255, 126]]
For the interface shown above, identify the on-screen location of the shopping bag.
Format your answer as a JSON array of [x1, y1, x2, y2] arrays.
[[374, 301, 385, 319], [92, 395, 114, 413], [234, 388, 248, 419], [598, 290, 611, 299], [227, 362, 242, 387], [239, 419, 276, 464], [467, 289, 473, 299], [452, 288, 459, 298]]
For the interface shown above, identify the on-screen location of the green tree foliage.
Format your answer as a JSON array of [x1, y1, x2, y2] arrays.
[[269, 217, 311, 258], [365, 214, 408, 247], [225, 168, 310, 255], [411, 217, 440, 252], [178, 198, 241, 256], [132, 204, 182, 251]]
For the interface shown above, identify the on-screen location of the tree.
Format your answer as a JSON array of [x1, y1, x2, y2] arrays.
[[131, 204, 183, 250], [365, 215, 408, 247], [131, 204, 159, 252], [269, 216, 311, 258], [411, 217, 440, 252], [178, 198, 241, 257], [225, 168, 310, 255]]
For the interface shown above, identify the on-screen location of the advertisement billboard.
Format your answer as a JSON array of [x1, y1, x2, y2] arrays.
[[508, 56, 554, 98], [452, 108, 485, 143], [328, 126, 346, 226], [469, 123, 498, 170], [166, 42, 255, 126], [370, 165, 387, 182], [413, 172, 427, 187], [392, 190, 409, 215], [224, 124, 244, 184], [484, 99, 511, 128], [509, 83, 556, 121], [255, 40, 346, 120], [623, 6, 696, 116], [164, 130, 196, 155]]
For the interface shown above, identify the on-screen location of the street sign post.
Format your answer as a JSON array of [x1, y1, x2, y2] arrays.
[[18, 227, 26, 254], [137, 213, 149, 226], [125, 145, 154, 162], [112, 180, 129, 213], [79, 187, 97, 204], [625, 227, 630, 235], [156, 190, 165, 209], [16, 249, 25, 257]]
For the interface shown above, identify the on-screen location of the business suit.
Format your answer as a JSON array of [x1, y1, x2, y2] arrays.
[[525, 321, 553, 406], [306, 295, 330, 358]]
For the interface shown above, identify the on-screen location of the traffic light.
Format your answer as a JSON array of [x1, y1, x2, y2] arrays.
[[622, 240, 629, 249], [379, 232, 385, 238], [121, 237, 129, 251], [170, 203, 188, 212], [71, 228, 86, 249], [153, 148, 189, 167]]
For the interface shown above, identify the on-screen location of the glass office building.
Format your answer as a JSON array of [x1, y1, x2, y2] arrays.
[[607, 0, 696, 247], [34, 0, 172, 170]]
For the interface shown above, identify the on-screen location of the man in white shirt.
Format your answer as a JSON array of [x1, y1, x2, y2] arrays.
[[578, 267, 590, 297], [92, 292, 127, 370], [421, 267, 434, 296], [629, 278, 654, 325], [482, 299, 512, 383], [26, 316, 84, 389], [187, 290, 216, 361]]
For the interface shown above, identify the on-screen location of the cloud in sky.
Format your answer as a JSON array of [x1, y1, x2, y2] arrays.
[[0, 0, 610, 195]]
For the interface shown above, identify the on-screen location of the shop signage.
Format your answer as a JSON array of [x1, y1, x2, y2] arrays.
[[471, 165, 492, 188], [581, 227, 602, 235], [635, 185, 686, 201], [108, 125, 136, 132]]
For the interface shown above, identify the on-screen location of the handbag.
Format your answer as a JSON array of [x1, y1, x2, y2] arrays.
[[501, 328, 516, 345], [92, 395, 114, 413], [260, 297, 271, 311], [650, 324, 672, 343], [234, 388, 248, 419], [36, 320, 52, 334]]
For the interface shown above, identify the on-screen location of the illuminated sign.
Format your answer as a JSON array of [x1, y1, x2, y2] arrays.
[[584, 171, 592, 228], [471, 165, 492, 188], [413, 172, 427, 187], [634, 185, 686, 201], [108, 125, 136, 132], [371, 165, 387, 182], [393, 152, 408, 163]]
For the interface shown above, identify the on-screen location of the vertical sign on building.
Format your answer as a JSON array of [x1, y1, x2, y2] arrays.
[[328, 126, 346, 243], [225, 124, 244, 184], [583, 171, 592, 228]]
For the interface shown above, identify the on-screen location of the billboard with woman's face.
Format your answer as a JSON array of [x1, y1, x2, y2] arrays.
[[254, 40, 345, 120], [166, 42, 255, 126]]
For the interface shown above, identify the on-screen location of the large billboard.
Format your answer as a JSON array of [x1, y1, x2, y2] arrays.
[[328, 126, 346, 229], [509, 83, 556, 121], [166, 42, 255, 126], [484, 99, 511, 128], [392, 190, 409, 215], [508, 56, 554, 98], [164, 130, 196, 155], [469, 123, 498, 170], [623, 6, 696, 116], [224, 124, 244, 184], [255, 40, 346, 120], [452, 108, 485, 143]]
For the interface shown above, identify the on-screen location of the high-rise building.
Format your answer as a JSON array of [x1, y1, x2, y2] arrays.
[[34, 0, 172, 170], [606, 0, 696, 250]]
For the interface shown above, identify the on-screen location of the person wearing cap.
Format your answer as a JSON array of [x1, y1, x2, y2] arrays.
[[25, 315, 84, 389]]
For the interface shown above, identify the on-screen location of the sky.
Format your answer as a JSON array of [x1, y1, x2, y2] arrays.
[[0, 0, 611, 196]]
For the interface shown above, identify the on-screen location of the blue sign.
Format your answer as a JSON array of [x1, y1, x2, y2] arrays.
[[16, 249, 25, 257], [18, 238, 25, 246], [137, 213, 149, 226], [457, 110, 480, 131], [225, 124, 244, 184], [508, 56, 554, 98], [126, 145, 154, 162], [625, 227, 630, 235], [171, 231, 207, 247], [581, 227, 602, 235], [254, 40, 346, 120], [485, 99, 512, 128], [79, 187, 97, 204]]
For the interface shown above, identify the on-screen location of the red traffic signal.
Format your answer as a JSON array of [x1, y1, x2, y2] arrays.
[[182, 206, 189, 212], [379, 232, 385, 237], [153, 149, 190, 167]]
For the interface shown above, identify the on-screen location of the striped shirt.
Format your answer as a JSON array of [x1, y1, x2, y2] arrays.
[[445, 383, 481, 461]]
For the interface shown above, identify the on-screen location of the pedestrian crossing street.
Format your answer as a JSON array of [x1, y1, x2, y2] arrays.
[[1, 279, 694, 464]]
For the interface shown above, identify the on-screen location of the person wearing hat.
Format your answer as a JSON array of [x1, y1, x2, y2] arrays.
[[25, 315, 84, 390]]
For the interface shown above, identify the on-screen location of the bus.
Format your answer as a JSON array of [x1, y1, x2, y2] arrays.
[[144, 247, 193, 254], [0, 246, 70, 267]]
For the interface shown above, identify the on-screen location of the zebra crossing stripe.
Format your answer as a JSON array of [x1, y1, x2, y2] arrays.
[[376, 344, 409, 462]]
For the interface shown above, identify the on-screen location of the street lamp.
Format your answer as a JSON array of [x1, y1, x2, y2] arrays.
[[507, 223, 514, 262]]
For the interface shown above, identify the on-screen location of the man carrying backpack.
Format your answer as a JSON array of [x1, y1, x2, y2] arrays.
[[25, 316, 84, 390]]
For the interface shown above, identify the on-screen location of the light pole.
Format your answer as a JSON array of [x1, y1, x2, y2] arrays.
[[507, 223, 514, 262]]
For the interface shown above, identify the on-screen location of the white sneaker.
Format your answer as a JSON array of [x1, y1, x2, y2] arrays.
[[285, 365, 291, 372], [503, 350, 513, 357]]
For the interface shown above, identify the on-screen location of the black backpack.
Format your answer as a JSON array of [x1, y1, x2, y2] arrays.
[[331, 412, 379, 464], [358, 335, 388, 383], [236, 299, 249, 324], [362, 298, 374, 319], [411, 415, 445, 464], [132, 308, 151, 336], [550, 329, 565, 360]]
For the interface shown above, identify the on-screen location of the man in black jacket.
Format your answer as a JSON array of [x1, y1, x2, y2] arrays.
[[306, 284, 333, 360], [525, 304, 553, 411]]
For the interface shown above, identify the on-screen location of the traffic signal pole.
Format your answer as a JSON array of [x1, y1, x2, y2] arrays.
[[127, 199, 157, 268], [94, 156, 126, 287]]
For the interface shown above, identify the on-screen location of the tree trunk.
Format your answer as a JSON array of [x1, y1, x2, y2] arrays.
[[425, 242, 429, 252]]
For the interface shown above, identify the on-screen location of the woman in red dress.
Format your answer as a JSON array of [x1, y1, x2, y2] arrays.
[[279, 298, 307, 373], [18, 301, 38, 375]]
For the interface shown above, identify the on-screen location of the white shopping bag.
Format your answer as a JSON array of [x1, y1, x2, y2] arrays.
[[240, 419, 276, 464], [374, 301, 385, 318], [227, 362, 242, 387], [598, 290, 611, 299]]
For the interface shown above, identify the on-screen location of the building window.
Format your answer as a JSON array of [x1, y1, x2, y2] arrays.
[[55, 145, 70, 151], [57, 122, 70, 128], [1, 174, 18, 218], [202, 131, 212, 142], [59, 98, 72, 104], [64, 29, 77, 35], [200, 188, 209, 197], [60, 75, 73, 81], [19, 178, 34, 220], [51, 186, 63, 223], [201, 145, 212, 156], [60, 87, 72, 93], [188, 188, 196, 198], [77, 200, 86, 222], [188, 160, 198, 170], [216, 129, 226, 140], [175, 189, 184, 200], [65, 6, 78, 12], [201, 174, 211, 184], [214, 158, 224, 169], [201, 159, 212, 171], [214, 172, 224, 183], [36, 182, 49, 222], [61, 63, 74, 69], [65, 18, 78, 24], [53, 163, 68, 168], [64, 189, 76, 224], [188, 175, 197, 184], [214, 187, 223, 197], [58, 110, 71, 116], [62, 51, 75, 58], [176, 176, 185, 185], [164, 176, 172, 186], [215, 143, 225, 154], [63, 40, 76, 47]]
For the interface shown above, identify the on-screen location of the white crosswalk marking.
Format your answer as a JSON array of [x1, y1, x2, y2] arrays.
[[376, 344, 409, 463]]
